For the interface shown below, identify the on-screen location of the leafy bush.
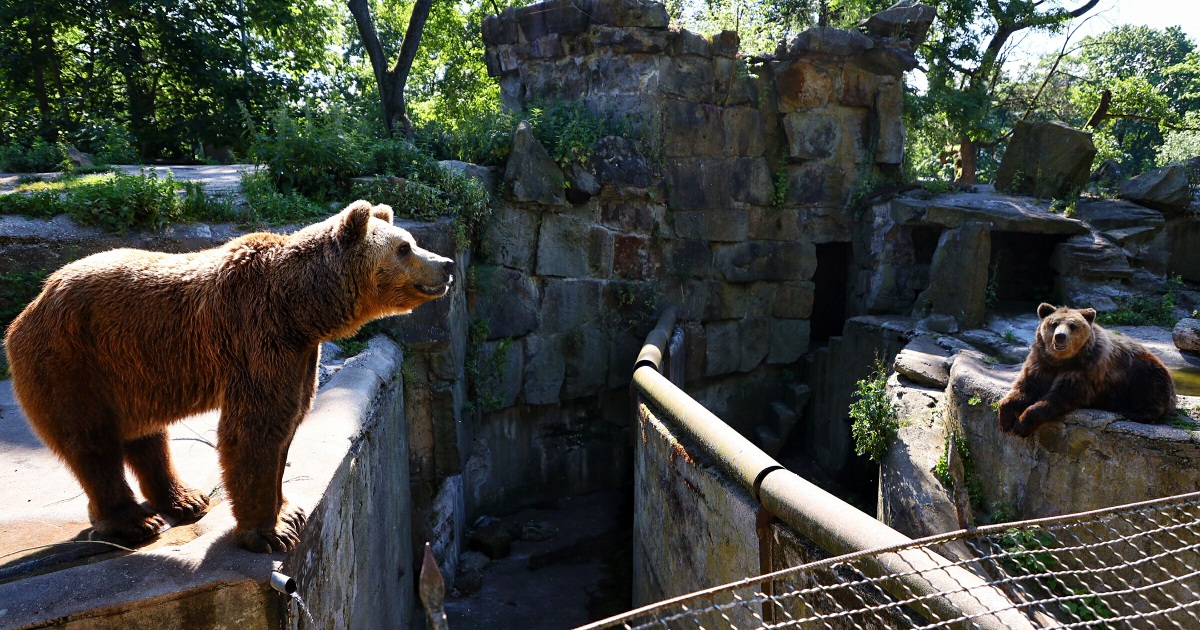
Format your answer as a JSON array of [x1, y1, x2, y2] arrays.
[[247, 105, 367, 200], [0, 138, 67, 173], [414, 106, 521, 166], [239, 170, 329, 225], [0, 171, 239, 233], [849, 359, 900, 462], [414, 99, 625, 169], [0, 269, 48, 331]]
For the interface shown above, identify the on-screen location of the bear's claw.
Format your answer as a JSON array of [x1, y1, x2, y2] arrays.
[[92, 503, 168, 542], [236, 521, 302, 553], [158, 487, 212, 524]]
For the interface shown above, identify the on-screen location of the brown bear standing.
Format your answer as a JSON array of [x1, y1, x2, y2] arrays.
[[5, 201, 453, 552], [998, 303, 1176, 437]]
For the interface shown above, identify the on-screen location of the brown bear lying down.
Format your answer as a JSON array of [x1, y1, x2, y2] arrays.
[[5, 201, 453, 552], [998, 303, 1176, 437]]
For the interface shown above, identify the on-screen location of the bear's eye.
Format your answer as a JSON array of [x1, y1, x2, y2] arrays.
[[1067, 322, 1077, 330], [398, 242, 412, 257]]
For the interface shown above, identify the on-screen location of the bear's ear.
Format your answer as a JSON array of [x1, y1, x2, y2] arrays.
[[336, 200, 373, 246], [1037, 303, 1057, 319], [1080, 308, 1097, 324], [371, 204, 394, 224]]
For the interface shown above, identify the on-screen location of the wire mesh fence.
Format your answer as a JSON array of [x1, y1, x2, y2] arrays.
[[583, 492, 1200, 630]]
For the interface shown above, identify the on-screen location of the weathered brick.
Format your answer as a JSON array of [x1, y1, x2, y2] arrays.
[[776, 60, 832, 112], [540, 278, 604, 334], [723, 106, 766, 157], [663, 99, 725, 157], [612, 234, 664, 279], [714, 240, 817, 282], [768, 319, 811, 364], [773, 281, 816, 318], [783, 112, 840, 160], [537, 214, 613, 277], [674, 209, 748, 242]]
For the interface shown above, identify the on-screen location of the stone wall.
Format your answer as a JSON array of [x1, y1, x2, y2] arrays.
[[466, 0, 920, 525]]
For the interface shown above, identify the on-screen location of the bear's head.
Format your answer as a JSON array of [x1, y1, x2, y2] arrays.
[[324, 200, 455, 319], [1036, 303, 1096, 358]]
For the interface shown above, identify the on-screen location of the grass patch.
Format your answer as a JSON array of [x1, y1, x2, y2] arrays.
[[849, 358, 900, 462]]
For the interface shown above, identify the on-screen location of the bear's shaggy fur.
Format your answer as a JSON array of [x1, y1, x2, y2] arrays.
[[5, 201, 453, 552], [998, 303, 1176, 437]]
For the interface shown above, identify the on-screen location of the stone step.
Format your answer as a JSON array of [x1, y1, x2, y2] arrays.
[[784, 382, 812, 410], [755, 425, 783, 458], [771, 401, 800, 443]]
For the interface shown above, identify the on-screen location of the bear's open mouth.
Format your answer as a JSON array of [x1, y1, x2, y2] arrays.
[[415, 276, 452, 296], [1052, 342, 1068, 352]]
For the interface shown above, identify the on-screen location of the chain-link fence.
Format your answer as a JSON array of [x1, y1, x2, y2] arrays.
[[582, 491, 1200, 629]]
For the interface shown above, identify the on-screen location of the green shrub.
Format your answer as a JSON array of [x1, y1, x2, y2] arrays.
[[181, 181, 239, 223], [527, 99, 622, 169], [849, 359, 900, 462], [239, 170, 329, 225], [414, 106, 521, 166], [248, 105, 367, 200], [1097, 276, 1185, 327], [0, 269, 48, 330], [0, 138, 67, 173], [0, 171, 240, 233]]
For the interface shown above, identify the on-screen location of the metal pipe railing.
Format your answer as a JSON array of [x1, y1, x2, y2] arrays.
[[629, 311, 1036, 630]]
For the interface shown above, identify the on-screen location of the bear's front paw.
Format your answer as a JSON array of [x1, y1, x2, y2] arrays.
[[997, 400, 1021, 434], [235, 520, 303, 553], [1014, 404, 1053, 437], [158, 486, 213, 524], [92, 503, 168, 542]]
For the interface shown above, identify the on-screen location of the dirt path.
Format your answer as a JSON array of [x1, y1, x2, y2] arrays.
[[0, 164, 257, 195]]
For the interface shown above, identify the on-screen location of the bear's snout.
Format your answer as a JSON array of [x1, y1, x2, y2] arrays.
[[1054, 331, 1068, 344]]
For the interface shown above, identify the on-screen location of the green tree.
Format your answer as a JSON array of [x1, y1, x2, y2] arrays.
[[0, 0, 339, 160], [1066, 26, 1200, 172]]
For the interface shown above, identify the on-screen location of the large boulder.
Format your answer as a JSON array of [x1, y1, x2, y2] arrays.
[[504, 121, 566, 207], [783, 27, 874, 56], [995, 120, 1096, 199], [860, 2, 937, 45], [1176, 318, 1200, 354], [1117, 164, 1193, 212], [914, 221, 990, 329]]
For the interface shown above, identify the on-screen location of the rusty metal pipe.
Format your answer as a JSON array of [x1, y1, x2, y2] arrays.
[[632, 365, 1034, 630], [634, 306, 678, 373]]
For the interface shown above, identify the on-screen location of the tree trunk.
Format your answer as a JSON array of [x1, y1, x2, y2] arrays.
[[956, 136, 977, 184], [347, 0, 433, 138]]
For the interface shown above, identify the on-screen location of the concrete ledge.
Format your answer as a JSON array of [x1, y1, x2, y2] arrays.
[[0, 336, 412, 629]]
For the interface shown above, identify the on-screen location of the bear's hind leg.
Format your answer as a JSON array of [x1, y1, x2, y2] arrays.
[[61, 434, 166, 542], [125, 430, 212, 524]]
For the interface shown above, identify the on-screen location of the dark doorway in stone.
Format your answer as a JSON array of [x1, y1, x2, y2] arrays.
[[811, 242, 851, 344], [988, 232, 1064, 307]]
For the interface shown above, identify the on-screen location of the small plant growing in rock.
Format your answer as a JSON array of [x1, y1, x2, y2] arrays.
[[1003, 330, 1018, 344], [934, 430, 985, 512], [772, 162, 790, 208], [968, 395, 983, 406], [849, 359, 899, 463]]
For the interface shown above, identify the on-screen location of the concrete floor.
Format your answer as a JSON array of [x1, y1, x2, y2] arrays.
[[417, 490, 633, 630]]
